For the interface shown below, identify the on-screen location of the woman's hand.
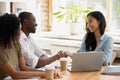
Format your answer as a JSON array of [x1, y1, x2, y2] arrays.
[[53, 70, 62, 79], [64, 51, 73, 57], [57, 50, 73, 58]]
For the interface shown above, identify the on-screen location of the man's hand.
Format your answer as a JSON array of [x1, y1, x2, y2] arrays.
[[57, 50, 68, 59]]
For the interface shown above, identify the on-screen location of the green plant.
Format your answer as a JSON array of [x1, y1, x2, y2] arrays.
[[117, 8, 120, 12], [53, 5, 92, 23]]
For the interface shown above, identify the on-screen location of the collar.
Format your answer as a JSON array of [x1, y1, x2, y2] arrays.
[[21, 31, 30, 40], [100, 33, 107, 41]]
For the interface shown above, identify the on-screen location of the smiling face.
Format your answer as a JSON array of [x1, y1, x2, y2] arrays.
[[26, 14, 37, 33], [86, 15, 100, 33]]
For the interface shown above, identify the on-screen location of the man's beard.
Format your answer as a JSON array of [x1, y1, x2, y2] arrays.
[[31, 30, 36, 33]]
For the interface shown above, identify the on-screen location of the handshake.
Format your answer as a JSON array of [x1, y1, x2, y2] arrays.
[[56, 50, 73, 59]]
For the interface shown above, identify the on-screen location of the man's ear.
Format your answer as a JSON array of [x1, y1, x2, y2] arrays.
[[24, 19, 29, 25]]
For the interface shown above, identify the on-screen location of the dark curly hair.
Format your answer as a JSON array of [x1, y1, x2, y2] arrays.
[[0, 13, 20, 48], [85, 11, 106, 51]]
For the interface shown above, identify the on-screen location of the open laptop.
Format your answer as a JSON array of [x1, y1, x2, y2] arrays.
[[101, 66, 120, 75], [68, 51, 104, 72]]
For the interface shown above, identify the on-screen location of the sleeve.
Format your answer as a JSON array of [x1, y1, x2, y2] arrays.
[[0, 49, 8, 64], [31, 38, 48, 67], [103, 37, 113, 65], [29, 37, 47, 58], [20, 38, 39, 68], [14, 41, 22, 57], [34, 43, 47, 58]]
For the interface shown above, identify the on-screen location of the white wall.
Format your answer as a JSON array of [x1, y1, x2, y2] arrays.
[[13, 2, 27, 13], [0, 2, 7, 15]]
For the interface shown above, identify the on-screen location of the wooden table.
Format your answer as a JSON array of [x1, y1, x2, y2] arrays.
[[66, 70, 120, 80], [40, 67, 120, 80]]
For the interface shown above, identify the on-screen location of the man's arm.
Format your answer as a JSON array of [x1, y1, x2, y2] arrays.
[[36, 50, 67, 68]]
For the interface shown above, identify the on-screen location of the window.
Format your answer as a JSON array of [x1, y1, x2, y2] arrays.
[[51, 0, 120, 35], [110, 0, 120, 35]]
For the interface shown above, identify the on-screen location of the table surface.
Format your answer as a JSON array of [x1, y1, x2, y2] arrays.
[[40, 66, 120, 80]]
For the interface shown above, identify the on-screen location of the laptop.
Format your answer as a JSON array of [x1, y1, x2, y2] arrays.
[[68, 51, 104, 72], [101, 66, 120, 75]]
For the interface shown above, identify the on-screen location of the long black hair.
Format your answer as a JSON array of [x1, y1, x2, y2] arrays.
[[85, 11, 106, 51], [0, 13, 20, 48]]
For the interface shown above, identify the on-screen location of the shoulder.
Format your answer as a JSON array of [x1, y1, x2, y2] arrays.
[[82, 34, 87, 41], [101, 33, 113, 40], [0, 46, 6, 55], [100, 33, 113, 44], [14, 40, 21, 47]]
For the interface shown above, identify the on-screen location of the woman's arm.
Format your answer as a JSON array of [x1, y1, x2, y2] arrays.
[[0, 55, 62, 79], [19, 56, 39, 71], [0, 60, 45, 79], [103, 37, 113, 65], [19, 56, 62, 79]]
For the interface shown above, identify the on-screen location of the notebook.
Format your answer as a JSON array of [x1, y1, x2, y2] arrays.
[[67, 51, 104, 72], [101, 66, 120, 75]]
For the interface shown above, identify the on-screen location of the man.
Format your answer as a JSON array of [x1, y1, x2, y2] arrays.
[[18, 12, 67, 68]]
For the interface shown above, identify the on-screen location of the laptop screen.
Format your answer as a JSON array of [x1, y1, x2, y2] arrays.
[[68, 51, 104, 72]]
